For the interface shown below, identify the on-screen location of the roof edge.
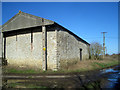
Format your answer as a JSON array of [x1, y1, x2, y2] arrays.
[[2, 11, 54, 32], [54, 22, 90, 45]]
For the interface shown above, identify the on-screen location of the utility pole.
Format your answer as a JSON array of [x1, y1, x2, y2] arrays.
[[101, 32, 107, 58]]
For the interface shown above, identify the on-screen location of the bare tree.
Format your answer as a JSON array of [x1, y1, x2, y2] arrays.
[[90, 42, 103, 60]]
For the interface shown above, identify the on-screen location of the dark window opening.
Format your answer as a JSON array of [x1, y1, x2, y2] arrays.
[[31, 30, 33, 50], [80, 48, 82, 61], [31, 30, 33, 43], [4, 37, 6, 59]]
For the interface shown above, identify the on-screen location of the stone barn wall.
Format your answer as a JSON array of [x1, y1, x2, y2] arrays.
[[47, 31, 57, 70], [1, 12, 90, 71], [3, 26, 89, 70], [5, 27, 57, 70], [0, 31, 2, 58], [56, 28, 89, 69]]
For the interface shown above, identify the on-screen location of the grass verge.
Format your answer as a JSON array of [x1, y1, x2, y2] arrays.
[[3, 59, 119, 74], [7, 83, 48, 88]]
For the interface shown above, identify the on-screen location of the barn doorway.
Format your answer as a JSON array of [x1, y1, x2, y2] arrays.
[[80, 48, 82, 61]]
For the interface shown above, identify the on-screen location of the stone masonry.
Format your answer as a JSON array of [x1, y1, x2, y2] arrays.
[[1, 11, 90, 71]]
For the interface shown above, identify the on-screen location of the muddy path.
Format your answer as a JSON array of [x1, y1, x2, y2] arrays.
[[2, 64, 120, 89]]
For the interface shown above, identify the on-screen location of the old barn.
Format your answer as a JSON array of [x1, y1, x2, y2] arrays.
[[1, 11, 90, 71]]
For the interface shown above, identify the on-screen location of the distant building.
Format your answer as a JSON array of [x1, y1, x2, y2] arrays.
[[1, 11, 90, 71]]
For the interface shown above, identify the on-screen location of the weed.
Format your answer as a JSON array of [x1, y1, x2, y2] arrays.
[[3, 55, 119, 74]]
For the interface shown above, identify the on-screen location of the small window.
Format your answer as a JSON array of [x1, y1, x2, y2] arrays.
[[80, 48, 82, 61], [31, 30, 33, 43]]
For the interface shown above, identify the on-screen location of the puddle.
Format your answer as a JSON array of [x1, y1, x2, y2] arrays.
[[108, 79, 118, 82], [100, 65, 120, 88], [101, 68, 119, 74]]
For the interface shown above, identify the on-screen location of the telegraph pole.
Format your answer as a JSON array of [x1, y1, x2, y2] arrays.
[[101, 32, 107, 58]]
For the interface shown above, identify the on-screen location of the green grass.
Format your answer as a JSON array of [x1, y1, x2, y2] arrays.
[[84, 81, 101, 89], [3, 59, 119, 74], [4, 68, 40, 74], [8, 83, 48, 88], [8, 83, 18, 88], [93, 62, 108, 68], [92, 60, 118, 69]]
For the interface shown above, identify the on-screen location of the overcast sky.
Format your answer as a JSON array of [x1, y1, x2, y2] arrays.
[[2, 2, 119, 55]]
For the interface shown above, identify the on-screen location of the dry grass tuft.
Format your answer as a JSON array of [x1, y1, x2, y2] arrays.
[[66, 55, 119, 72]]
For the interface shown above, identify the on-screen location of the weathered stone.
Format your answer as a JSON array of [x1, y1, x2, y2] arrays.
[[1, 11, 90, 71]]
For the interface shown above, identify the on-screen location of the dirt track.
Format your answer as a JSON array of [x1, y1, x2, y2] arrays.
[[2, 69, 102, 88], [2, 65, 120, 88]]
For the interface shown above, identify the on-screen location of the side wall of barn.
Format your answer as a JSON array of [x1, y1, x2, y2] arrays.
[[0, 31, 2, 60], [56, 28, 89, 69], [5, 27, 57, 70]]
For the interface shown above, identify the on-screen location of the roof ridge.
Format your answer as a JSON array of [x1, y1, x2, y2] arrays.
[[20, 11, 52, 21], [2, 11, 54, 30]]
